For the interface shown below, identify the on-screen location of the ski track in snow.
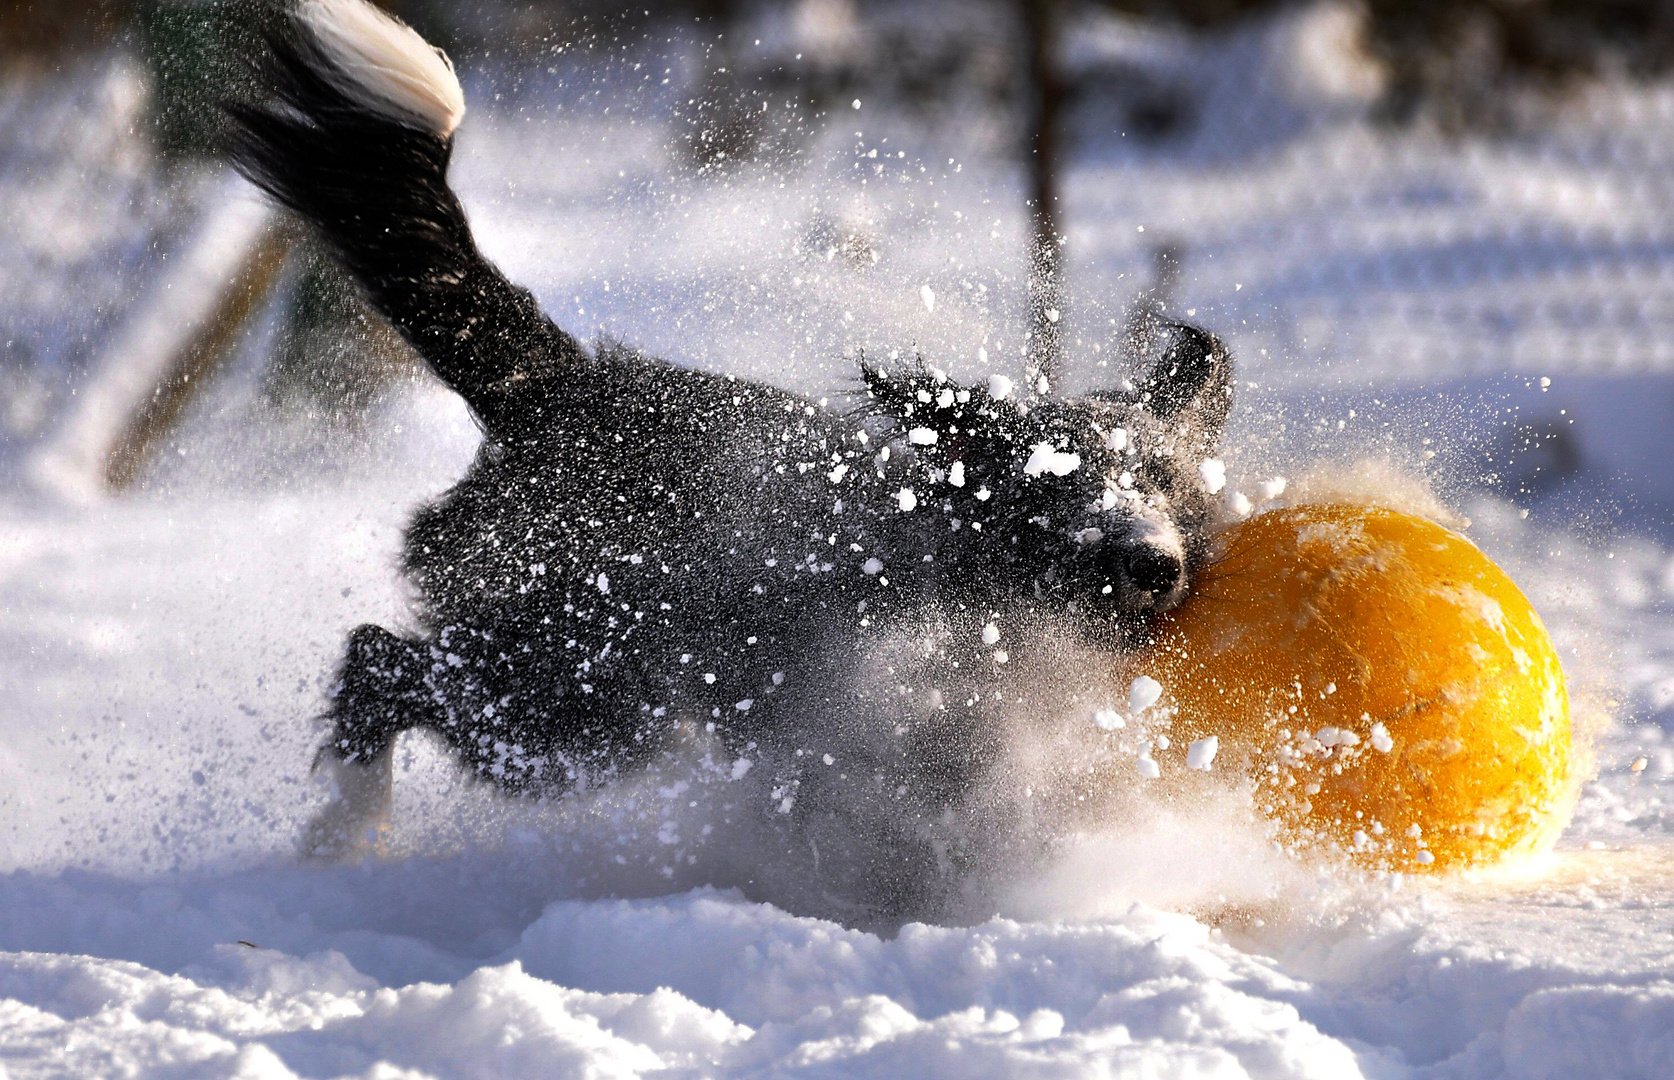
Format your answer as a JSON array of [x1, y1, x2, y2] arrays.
[[5, 7, 1674, 1077]]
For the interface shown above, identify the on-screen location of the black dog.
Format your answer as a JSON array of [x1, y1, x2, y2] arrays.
[[226, 0, 1233, 906]]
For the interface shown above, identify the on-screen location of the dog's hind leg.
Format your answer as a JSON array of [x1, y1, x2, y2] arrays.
[[301, 624, 439, 860]]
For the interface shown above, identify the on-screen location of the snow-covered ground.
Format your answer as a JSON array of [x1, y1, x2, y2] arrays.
[[4, 4, 1674, 1076]]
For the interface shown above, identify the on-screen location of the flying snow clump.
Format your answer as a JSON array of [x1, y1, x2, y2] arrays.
[[1187, 736, 1219, 770], [1129, 675, 1163, 713], [1023, 443, 1081, 477]]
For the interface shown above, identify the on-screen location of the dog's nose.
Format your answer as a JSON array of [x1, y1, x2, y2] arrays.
[[1124, 544, 1184, 596]]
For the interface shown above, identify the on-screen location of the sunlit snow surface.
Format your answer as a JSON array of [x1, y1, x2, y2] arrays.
[[5, 7, 1674, 1077]]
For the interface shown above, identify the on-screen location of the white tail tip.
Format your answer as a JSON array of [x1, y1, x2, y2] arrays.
[[299, 0, 465, 138]]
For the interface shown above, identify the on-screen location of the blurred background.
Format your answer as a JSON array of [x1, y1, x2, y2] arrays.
[[6, 9, 1674, 1066], [7, 0, 1674, 877], [6, 0, 1674, 525]]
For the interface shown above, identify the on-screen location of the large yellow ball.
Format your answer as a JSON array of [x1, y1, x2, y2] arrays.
[[1145, 503, 1573, 872]]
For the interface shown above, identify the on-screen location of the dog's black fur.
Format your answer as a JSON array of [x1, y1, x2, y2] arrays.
[[225, 5, 1233, 881]]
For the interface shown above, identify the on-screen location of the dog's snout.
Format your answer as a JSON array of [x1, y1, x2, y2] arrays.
[[1123, 544, 1184, 596]]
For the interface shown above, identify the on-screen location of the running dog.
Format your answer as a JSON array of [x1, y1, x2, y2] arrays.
[[225, 0, 1234, 909]]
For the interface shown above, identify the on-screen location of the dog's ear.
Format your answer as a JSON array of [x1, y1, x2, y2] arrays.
[[1135, 323, 1232, 440]]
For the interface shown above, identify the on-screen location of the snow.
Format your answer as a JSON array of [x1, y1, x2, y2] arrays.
[[1199, 457, 1228, 494], [1129, 675, 1164, 714], [1022, 442, 1082, 478], [1093, 708, 1125, 731], [0, 893, 1391, 1079], [1187, 735, 1220, 771], [0, 471, 1664, 1079], [8, 3, 1674, 1076]]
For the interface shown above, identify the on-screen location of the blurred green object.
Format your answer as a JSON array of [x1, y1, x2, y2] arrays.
[[140, 0, 282, 160]]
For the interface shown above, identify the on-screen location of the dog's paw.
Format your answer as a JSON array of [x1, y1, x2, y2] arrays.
[[299, 746, 395, 861]]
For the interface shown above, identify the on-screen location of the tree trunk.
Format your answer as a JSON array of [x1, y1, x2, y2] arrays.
[[1021, 0, 1066, 387]]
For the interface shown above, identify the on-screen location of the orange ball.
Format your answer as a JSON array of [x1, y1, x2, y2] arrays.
[[1143, 503, 1572, 872]]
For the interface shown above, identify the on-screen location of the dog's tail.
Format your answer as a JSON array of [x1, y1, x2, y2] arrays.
[[224, 0, 582, 437]]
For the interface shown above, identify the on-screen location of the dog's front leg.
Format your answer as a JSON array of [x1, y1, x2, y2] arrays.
[[300, 742, 395, 860], [300, 623, 438, 860]]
